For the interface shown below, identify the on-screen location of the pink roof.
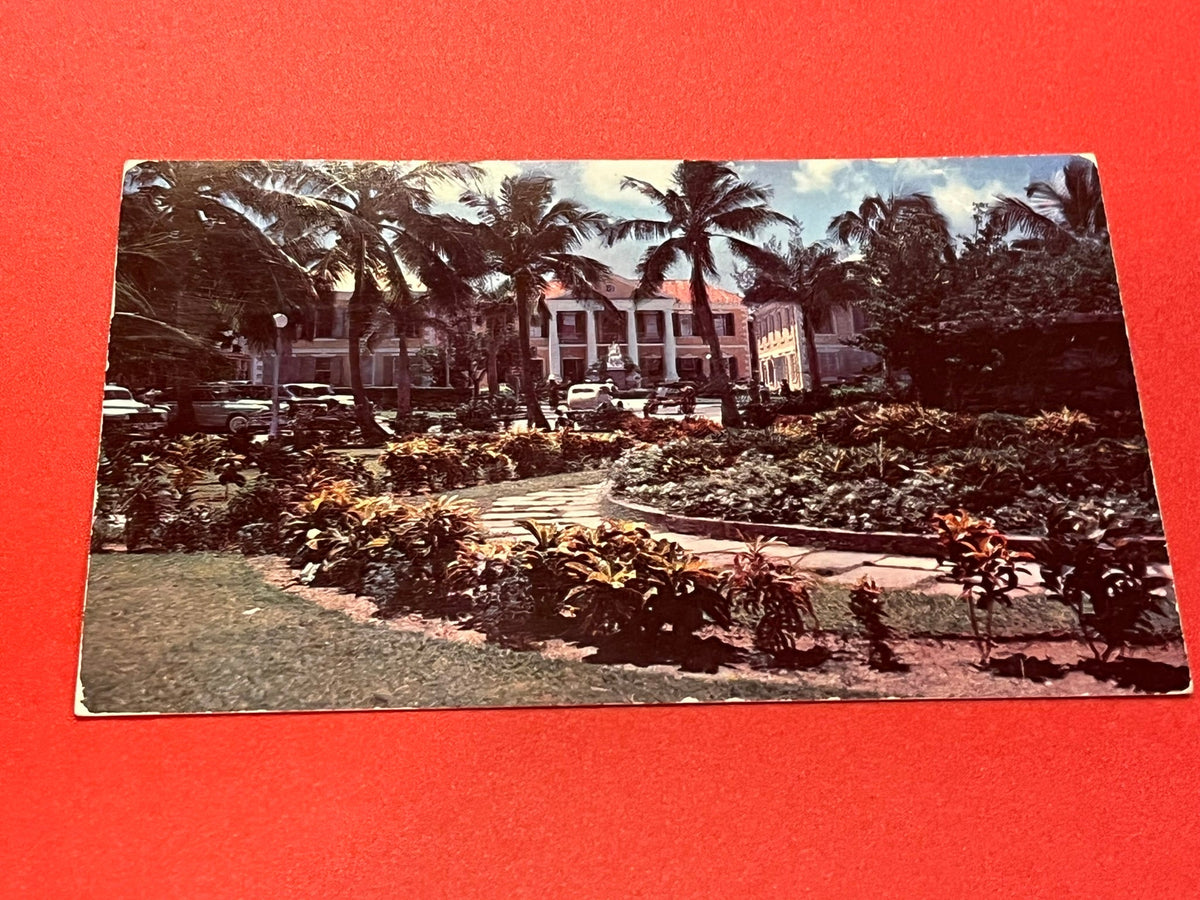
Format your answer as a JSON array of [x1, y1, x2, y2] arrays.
[[544, 275, 743, 307]]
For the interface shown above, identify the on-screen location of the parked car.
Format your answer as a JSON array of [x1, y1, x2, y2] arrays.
[[102, 385, 169, 433], [142, 387, 275, 434], [643, 383, 697, 416], [281, 383, 359, 412], [564, 383, 623, 412], [477, 383, 519, 414]]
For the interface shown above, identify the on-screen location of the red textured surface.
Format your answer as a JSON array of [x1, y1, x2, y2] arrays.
[[1, 2, 1198, 896]]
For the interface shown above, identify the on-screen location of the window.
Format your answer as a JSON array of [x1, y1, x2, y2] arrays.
[[713, 313, 735, 337], [558, 312, 584, 343], [850, 305, 868, 333], [673, 313, 694, 337], [814, 307, 835, 334], [727, 356, 738, 379], [599, 312, 624, 344], [313, 307, 335, 339], [677, 357, 704, 380], [637, 311, 662, 341], [314, 358, 333, 383]]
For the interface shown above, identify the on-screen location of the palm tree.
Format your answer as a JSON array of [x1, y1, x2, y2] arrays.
[[742, 234, 859, 393], [114, 161, 323, 429], [829, 192, 955, 403], [250, 161, 485, 440], [605, 161, 794, 426], [987, 156, 1107, 246], [828, 191, 952, 251], [461, 174, 611, 430]]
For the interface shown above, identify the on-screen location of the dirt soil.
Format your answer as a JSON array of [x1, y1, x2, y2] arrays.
[[249, 557, 1191, 701]]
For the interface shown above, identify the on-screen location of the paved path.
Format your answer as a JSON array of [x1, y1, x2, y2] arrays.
[[481, 484, 1018, 596]]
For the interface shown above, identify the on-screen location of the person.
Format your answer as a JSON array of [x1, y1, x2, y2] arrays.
[[680, 383, 696, 415], [780, 379, 792, 399], [758, 382, 771, 404], [546, 376, 560, 408]]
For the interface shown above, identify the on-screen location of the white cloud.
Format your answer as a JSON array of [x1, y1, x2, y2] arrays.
[[791, 160, 856, 194], [428, 160, 523, 206], [929, 176, 1006, 237], [575, 160, 680, 206]]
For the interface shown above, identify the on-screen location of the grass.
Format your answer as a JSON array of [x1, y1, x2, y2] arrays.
[[79, 553, 876, 715]]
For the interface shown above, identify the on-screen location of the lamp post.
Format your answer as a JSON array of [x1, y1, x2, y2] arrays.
[[269, 313, 288, 438]]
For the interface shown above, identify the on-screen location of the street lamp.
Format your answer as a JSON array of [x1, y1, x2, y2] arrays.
[[269, 313, 288, 438]]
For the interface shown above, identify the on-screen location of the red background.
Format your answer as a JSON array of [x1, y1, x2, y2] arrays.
[[2, 2, 1198, 896]]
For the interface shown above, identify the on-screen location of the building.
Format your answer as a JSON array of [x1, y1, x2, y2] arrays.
[[751, 299, 879, 389], [247, 288, 442, 387], [536, 275, 750, 384]]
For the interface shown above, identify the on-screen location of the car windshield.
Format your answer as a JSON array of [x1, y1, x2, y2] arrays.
[[289, 385, 334, 398], [104, 388, 133, 401]]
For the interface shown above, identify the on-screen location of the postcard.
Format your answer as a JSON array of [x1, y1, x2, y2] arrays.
[[78, 156, 1189, 714]]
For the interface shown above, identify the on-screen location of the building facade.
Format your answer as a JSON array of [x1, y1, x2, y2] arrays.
[[247, 289, 441, 387], [751, 300, 879, 389], [536, 275, 751, 385]]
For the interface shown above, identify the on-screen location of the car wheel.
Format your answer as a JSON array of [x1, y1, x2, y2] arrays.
[[227, 414, 251, 434]]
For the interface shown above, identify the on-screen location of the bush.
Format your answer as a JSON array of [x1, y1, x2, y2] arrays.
[[848, 575, 907, 671], [722, 538, 819, 658], [932, 510, 1034, 665], [380, 437, 472, 492], [1036, 508, 1175, 661]]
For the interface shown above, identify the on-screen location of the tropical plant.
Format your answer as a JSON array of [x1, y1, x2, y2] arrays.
[[114, 161, 324, 429], [722, 537, 819, 658], [847, 575, 907, 671], [987, 156, 1107, 247], [606, 161, 794, 426], [462, 174, 611, 430], [932, 510, 1034, 665], [1036, 508, 1174, 662], [828, 191, 954, 403]]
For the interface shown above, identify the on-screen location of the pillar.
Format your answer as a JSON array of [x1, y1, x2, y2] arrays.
[[547, 308, 561, 380], [585, 307, 598, 366], [625, 308, 639, 365], [662, 308, 678, 382]]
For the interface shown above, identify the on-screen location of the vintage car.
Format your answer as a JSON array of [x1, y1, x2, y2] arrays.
[[564, 383, 623, 412], [281, 383, 359, 412], [642, 382, 697, 416], [142, 387, 275, 434], [101, 385, 169, 433]]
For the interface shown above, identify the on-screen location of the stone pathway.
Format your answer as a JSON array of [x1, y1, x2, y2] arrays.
[[482, 484, 975, 595]]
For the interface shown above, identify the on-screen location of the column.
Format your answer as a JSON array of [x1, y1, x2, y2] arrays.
[[624, 308, 639, 365], [547, 307, 561, 380], [661, 308, 678, 381], [585, 307, 598, 366]]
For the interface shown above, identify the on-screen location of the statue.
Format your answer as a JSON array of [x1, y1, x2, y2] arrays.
[[606, 341, 624, 370]]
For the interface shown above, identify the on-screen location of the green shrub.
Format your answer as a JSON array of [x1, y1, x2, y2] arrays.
[[1036, 508, 1175, 661]]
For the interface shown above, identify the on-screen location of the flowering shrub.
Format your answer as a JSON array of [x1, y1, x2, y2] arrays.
[[847, 575, 907, 672], [722, 538, 818, 658], [932, 510, 1034, 665]]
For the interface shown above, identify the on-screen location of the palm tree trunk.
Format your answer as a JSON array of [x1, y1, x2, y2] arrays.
[[515, 282, 550, 430], [486, 321, 500, 397], [689, 264, 741, 427], [391, 308, 413, 417], [348, 240, 389, 445], [802, 315, 823, 395]]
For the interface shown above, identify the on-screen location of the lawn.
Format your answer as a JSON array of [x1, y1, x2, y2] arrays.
[[79, 553, 877, 714]]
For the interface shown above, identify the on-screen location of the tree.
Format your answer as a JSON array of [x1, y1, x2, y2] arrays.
[[461, 174, 611, 430], [606, 161, 793, 426], [113, 161, 323, 430], [987, 156, 1108, 247], [250, 161, 485, 441], [828, 192, 955, 403], [741, 232, 860, 393]]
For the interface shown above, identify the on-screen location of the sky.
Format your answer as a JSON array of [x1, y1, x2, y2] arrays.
[[428, 154, 1086, 289]]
